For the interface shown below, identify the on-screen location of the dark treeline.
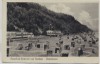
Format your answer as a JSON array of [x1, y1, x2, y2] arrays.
[[7, 3, 92, 35]]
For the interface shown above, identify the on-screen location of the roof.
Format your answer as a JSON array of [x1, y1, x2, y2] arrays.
[[47, 30, 61, 32], [7, 31, 33, 35], [46, 30, 53, 32]]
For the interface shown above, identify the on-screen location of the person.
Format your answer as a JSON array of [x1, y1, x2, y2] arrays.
[[59, 46, 62, 53], [35, 38, 39, 47], [25, 43, 33, 50], [55, 47, 60, 53], [28, 43, 33, 50], [84, 38, 87, 42], [61, 53, 69, 57], [64, 45, 70, 50], [72, 38, 74, 41], [59, 38, 63, 45], [71, 42, 75, 47], [89, 41, 92, 47], [56, 43, 60, 47], [81, 44, 85, 50], [37, 38, 39, 42], [47, 50, 53, 56], [17, 44, 23, 50], [78, 47, 83, 56], [46, 41, 50, 49], [91, 38, 96, 44], [59, 35, 62, 39], [35, 41, 37, 47], [7, 40, 9, 46], [7, 48, 9, 57], [92, 49, 95, 54], [44, 45, 47, 50], [67, 36, 69, 39], [95, 38, 98, 42], [77, 39, 81, 44]]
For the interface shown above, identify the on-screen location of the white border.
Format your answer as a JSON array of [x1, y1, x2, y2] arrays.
[[2, 0, 99, 63]]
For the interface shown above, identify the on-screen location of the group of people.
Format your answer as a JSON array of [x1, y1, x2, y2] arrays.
[[52, 32, 98, 57], [15, 32, 98, 57], [69, 32, 98, 56], [16, 39, 50, 51]]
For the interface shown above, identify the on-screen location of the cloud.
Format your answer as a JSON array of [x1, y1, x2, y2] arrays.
[[77, 11, 98, 31], [42, 3, 98, 31], [47, 4, 98, 31], [46, 3, 74, 15]]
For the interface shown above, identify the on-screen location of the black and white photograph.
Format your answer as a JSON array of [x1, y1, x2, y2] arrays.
[[7, 2, 99, 57]]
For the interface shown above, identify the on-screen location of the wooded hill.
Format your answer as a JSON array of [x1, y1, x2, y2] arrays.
[[7, 3, 92, 35]]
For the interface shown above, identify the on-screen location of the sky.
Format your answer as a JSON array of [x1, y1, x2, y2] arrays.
[[40, 3, 99, 31]]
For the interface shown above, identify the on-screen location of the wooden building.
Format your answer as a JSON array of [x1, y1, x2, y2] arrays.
[[46, 30, 62, 37]]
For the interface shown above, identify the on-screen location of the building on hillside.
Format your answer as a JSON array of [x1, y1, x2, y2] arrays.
[[7, 31, 34, 39], [46, 30, 62, 37]]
